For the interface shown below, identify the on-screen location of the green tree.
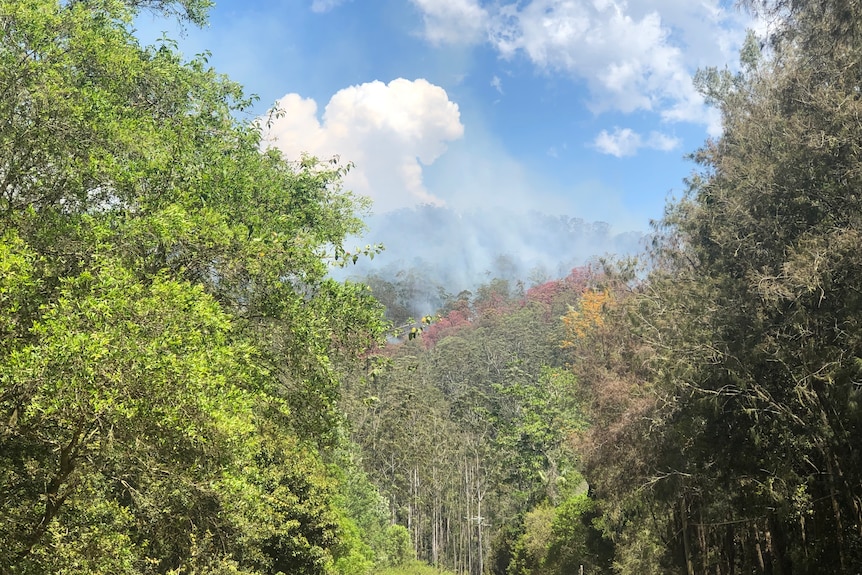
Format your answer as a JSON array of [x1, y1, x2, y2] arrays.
[[507, 493, 612, 575], [575, 1, 862, 572], [342, 273, 592, 575], [0, 0, 387, 572], [0, 257, 262, 572]]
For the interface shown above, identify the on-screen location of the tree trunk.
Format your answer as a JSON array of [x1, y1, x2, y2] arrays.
[[681, 498, 695, 575]]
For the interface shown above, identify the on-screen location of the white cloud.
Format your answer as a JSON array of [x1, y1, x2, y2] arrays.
[[491, 75, 503, 94], [411, 0, 753, 132], [489, 0, 718, 120], [409, 0, 490, 44], [593, 127, 680, 157], [262, 79, 464, 213], [646, 131, 681, 152], [594, 127, 641, 157], [310, 0, 349, 13]]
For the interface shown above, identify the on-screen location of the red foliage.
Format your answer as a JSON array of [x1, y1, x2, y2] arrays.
[[525, 280, 563, 305], [474, 292, 515, 320], [561, 266, 591, 291], [526, 267, 591, 305], [419, 266, 594, 349], [421, 308, 472, 348]]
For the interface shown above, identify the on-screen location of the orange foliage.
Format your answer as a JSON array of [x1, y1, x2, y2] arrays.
[[561, 288, 612, 346]]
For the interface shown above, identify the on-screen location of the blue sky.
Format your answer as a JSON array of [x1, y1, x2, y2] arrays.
[[136, 0, 756, 233]]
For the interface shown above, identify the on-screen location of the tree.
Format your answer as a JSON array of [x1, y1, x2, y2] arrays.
[[575, 1, 862, 572], [0, 1, 387, 572], [342, 272, 594, 575], [507, 493, 613, 575]]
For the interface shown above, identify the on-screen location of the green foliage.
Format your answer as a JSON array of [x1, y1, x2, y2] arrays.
[[570, 1, 862, 573], [492, 367, 586, 505], [508, 504, 555, 575], [250, 440, 342, 575], [1, 259, 251, 570], [507, 494, 612, 575], [0, 0, 389, 572], [0, 231, 40, 353], [382, 525, 414, 568], [327, 442, 395, 573], [374, 560, 456, 575], [545, 494, 613, 575], [342, 273, 592, 574]]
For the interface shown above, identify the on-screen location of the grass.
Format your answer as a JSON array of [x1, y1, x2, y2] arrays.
[[374, 560, 458, 575]]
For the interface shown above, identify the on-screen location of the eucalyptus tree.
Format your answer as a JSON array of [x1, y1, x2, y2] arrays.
[[343, 273, 592, 575]]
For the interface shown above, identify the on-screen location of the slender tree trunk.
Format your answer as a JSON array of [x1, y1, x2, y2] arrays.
[[754, 527, 766, 573], [699, 509, 708, 575], [764, 528, 775, 575], [432, 489, 439, 566], [824, 451, 847, 572], [681, 497, 695, 575], [464, 456, 472, 575], [475, 450, 484, 575], [725, 524, 735, 575], [477, 493, 483, 575]]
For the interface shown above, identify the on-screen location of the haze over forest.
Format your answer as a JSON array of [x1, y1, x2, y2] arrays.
[[340, 206, 645, 315], [6, 1, 862, 575]]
